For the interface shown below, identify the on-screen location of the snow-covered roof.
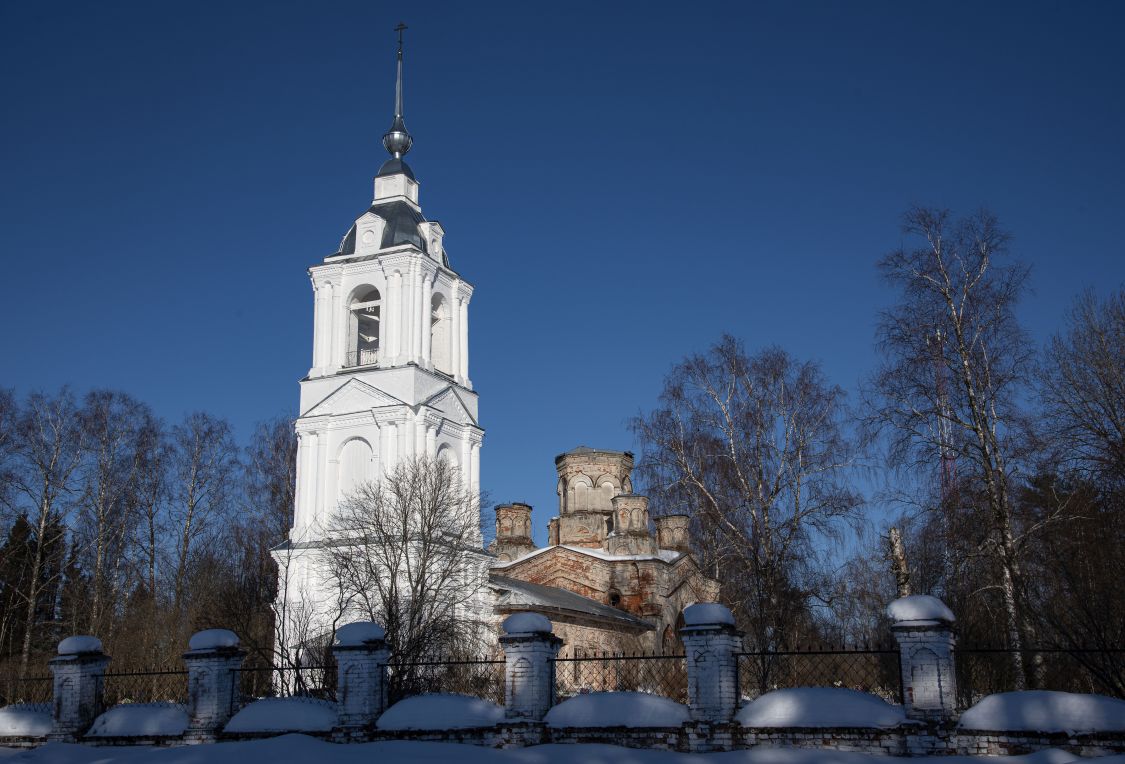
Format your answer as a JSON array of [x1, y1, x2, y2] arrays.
[[491, 543, 682, 570], [502, 612, 552, 635], [57, 635, 103, 655], [335, 621, 386, 646], [188, 629, 240, 651], [682, 602, 735, 627]]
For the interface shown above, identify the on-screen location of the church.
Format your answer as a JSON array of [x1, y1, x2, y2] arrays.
[[273, 32, 718, 661]]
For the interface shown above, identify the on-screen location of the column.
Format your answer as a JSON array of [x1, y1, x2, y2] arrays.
[[333, 622, 390, 730], [680, 603, 741, 723], [48, 636, 109, 742], [421, 275, 433, 367], [499, 613, 562, 721], [425, 426, 437, 459], [459, 298, 470, 382], [412, 266, 424, 362], [414, 417, 426, 458], [461, 438, 471, 491], [311, 281, 324, 372], [889, 595, 958, 722], [470, 441, 481, 498], [450, 282, 462, 382], [314, 431, 327, 525], [183, 629, 246, 743], [294, 432, 311, 532], [400, 268, 413, 365], [330, 283, 343, 369]]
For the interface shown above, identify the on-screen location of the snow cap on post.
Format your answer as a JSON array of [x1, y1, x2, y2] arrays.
[[682, 602, 735, 628], [57, 635, 103, 656], [188, 629, 240, 652], [335, 621, 387, 647], [886, 594, 955, 627], [502, 612, 553, 635]]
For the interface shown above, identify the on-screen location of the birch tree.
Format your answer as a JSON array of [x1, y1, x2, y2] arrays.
[[630, 337, 860, 661], [866, 207, 1036, 686]]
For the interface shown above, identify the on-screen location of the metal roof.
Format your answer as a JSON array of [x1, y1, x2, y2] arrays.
[[490, 574, 654, 632]]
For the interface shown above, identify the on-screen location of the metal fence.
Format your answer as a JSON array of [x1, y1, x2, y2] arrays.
[[0, 674, 52, 706], [956, 646, 1125, 706], [387, 657, 505, 705], [737, 646, 903, 704], [233, 663, 337, 703], [101, 669, 189, 705], [553, 652, 688, 703]]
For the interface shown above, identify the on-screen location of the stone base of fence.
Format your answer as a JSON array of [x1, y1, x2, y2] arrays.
[[3, 722, 1125, 754]]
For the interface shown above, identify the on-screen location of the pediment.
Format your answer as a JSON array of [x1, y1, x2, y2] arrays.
[[303, 378, 404, 417], [422, 386, 478, 426]]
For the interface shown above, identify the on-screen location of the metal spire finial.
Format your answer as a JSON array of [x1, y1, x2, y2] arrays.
[[383, 22, 413, 159]]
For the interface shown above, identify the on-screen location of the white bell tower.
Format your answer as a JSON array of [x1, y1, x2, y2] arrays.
[[274, 27, 483, 647]]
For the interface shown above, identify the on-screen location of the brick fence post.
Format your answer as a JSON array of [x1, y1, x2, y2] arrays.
[[680, 603, 741, 724], [888, 595, 958, 722], [48, 635, 109, 742], [333, 621, 390, 732], [499, 613, 562, 721], [183, 629, 245, 742]]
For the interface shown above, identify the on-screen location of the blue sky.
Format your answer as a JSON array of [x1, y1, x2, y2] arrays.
[[2, 1, 1123, 545]]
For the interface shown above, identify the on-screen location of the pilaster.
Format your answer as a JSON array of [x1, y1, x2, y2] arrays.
[[680, 604, 741, 725], [500, 614, 562, 721], [48, 636, 109, 742], [183, 629, 245, 743]]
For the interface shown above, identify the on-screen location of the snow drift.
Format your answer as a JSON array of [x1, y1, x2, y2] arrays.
[[87, 703, 188, 737], [959, 691, 1125, 733], [737, 688, 906, 729], [0, 703, 52, 737], [376, 694, 504, 730], [545, 692, 691, 728], [225, 697, 337, 733]]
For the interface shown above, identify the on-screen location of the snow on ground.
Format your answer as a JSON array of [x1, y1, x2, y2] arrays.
[[0, 735, 1120, 764], [885, 595, 954, 625], [959, 691, 1125, 733], [545, 692, 691, 727], [225, 697, 337, 733], [736, 688, 906, 729], [87, 703, 187, 737], [0, 704, 51, 737], [376, 694, 504, 730]]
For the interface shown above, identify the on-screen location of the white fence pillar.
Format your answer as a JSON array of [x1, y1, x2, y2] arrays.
[[499, 613, 562, 721], [333, 622, 390, 729], [888, 594, 958, 722], [680, 603, 741, 724], [48, 636, 108, 742], [183, 629, 245, 742]]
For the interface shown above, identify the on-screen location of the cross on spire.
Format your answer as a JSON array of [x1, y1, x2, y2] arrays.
[[382, 22, 413, 159]]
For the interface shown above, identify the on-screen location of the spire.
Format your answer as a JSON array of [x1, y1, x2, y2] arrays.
[[382, 23, 413, 160]]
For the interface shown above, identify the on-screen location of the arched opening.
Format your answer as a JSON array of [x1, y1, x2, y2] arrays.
[[430, 293, 451, 375], [607, 589, 622, 609], [337, 438, 374, 502], [348, 287, 381, 367]]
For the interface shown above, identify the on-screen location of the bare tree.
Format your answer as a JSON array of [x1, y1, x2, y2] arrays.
[[1040, 287, 1125, 486], [166, 412, 240, 613], [6, 390, 86, 674], [74, 390, 157, 634], [865, 208, 1036, 686], [630, 337, 860, 658], [321, 456, 488, 671]]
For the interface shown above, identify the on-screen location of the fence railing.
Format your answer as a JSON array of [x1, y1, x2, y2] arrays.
[[553, 652, 688, 703], [737, 646, 903, 704], [956, 646, 1125, 706], [387, 657, 505, 705], [233, 663, 337, 703], [344, 348, 379, 368], [0, 674, 52, 706], [101, 669, 189, 705]]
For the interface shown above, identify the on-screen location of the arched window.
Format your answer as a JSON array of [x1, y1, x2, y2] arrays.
[[431, 293, 451, 375], [348, 287, 381, 367]]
